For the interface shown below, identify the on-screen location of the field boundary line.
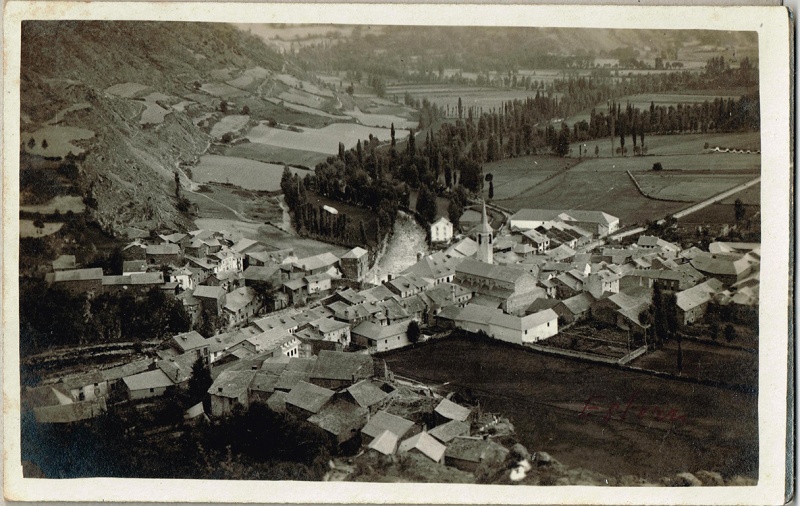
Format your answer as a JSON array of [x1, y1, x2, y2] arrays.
[[672, 176, 761, 219]]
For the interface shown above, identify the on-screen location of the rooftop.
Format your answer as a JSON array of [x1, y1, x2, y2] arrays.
[[361, 410, 416, 439], [311, 350, 373, 381], [122, 369, 174, 391], [285, 380, 335, 414], [208, 370, 256, 399], [435, 398, 471, 422], [399, 431, 446, 462], [53, 267, 104, 283]]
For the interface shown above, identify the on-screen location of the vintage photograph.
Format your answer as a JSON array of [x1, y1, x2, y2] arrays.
[[4, 4, 791, 503]]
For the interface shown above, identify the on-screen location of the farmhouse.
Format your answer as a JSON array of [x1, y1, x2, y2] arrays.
[[368, 430, 399, 456], [52, 254, 77, 271], [305, 317, 351, 346], [594, 286, 653, 331], [122, 369, 175, 400], [168, 330, 209, 359], [361, 410, 418, 445], [489, 307, 559, 344], [553, 292, 595, 324], [223, 286, 262, 326], [51, 267, 104, 296], [430, 216, 454, 243], [402, 252, 463, 286], [428, 420, 470, 444], [560, 210, 619, 238], [208, 370, 256, 417], [193, 285, 227, 315], [352, 320, 412, 352], [434, 398, 472, 424], [309, 350, 374, 390], [690, 253, 758, 285], [285, 380, 336, 419], [509, 209, 563, 231], [339, 247, 369, 282], [244, 328, 300, 358], [305, 273, 333, 295], [399, 432, 447, 464], [307, 401, 369, 445], [293, 252, 340, 277], [146, 244, 181, 265], [344, 379, 392, 412], [676, 278, 725, 325]]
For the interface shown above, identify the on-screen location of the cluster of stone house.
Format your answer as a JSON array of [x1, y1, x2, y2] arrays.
[[206, 350, 510, 470]]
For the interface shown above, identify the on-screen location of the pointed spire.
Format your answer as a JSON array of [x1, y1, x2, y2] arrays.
[[479, 200, 492, 234]]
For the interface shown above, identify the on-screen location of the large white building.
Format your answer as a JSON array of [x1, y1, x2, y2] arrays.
[[430, 217, 454, 243]]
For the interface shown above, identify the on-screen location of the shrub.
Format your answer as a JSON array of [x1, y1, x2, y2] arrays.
[[652, 162, 663, 171]]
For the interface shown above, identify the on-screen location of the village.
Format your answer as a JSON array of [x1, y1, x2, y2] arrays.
[[22, 193, 761, 483]]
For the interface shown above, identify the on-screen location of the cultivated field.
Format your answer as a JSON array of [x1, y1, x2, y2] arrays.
[[721, 182, 760, 205], [223, 142, 329, 169], [20, 195, 86, 214], [200, 82, 250, 99], [570, 132, 761, 158], [386, 84, 552, 116], [383, 337, 758, 481], [139, 101, 171, 125], [209, 114, 251, 139], [483, 156, 578, 201], [19, 220, 64, 238], [266, 98, 349, 119], [569, 153, 760, 173], [105, 82, 149, 98], [21, 126, 95, 158], [246, 122, 393, 155], [278, 89, 333, 110], [634, 173, 756, 202], [349, 106, 417, 129], [194, 155, 310, 191], [274, 74, 334, 98], [493, 168, 684, 225]]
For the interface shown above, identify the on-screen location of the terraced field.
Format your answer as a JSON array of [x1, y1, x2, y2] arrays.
[[209, 114, 250, 139], [246, 122, 393, 155], [21, 126, 95, 158], [194, 155, 311, 191], [223, 143, 329, 169]]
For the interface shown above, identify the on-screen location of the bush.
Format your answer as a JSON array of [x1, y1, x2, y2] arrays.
[[652, 162, 663, 171]]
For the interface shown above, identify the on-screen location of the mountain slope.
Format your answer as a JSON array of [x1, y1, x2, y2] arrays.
[[20, 21, 285, 233]]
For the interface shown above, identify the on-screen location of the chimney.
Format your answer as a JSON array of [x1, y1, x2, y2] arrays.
[[218, 387, 223, 393]]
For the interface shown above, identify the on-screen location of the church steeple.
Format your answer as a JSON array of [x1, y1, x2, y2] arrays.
[[477, 200, 493, 264]]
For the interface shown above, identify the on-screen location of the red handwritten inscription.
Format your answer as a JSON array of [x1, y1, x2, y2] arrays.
[[578, 394, 688, 424]]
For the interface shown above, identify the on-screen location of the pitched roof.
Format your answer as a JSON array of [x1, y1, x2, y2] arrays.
[[352, 320, 410, 341], [311, 350, 373, 381], [283, 278, 307, 291], [146, 244, 180, 255], [307, 401, 368, 436], [100, 358, 154, 382], [526, 298, 560, 313], [224, 286, 258, 313], [341, 247, 368, 259], [399, 431, 446, 462], [691, 253, 754, 276], [244, 265, 280, 282], [52, 254, 77, 270], [231, 238, 260, 253], [446, 237, 478, 258], [253, 314, 298, 333], [346, 379, 390, 408], [156, 352, 197, 384], [676, 278, 725, 311], [428, 420, 470, 443], [295, 252, 339, 272], [193, 285, 226, 299], [608, 286, 653, 310], [368, 430, 399, 455], [455, 304, 497, 324], [171, 331, 208, 352], [267, 390, 288, 412], [361, 410, 416, 439], [510, 209, 564, 224], [246, 328, 296, 354], [456, 258, 529, 284], [434, 398, 471, 422], [53, 267, 103, 283], [285, 380, 335, 414], [359, 284, 395, 302], [560, 292, 595, 315], [122, 369, 174, 391], [123, 259, 148, 273], [208, 370, 256, 399], [563, 209, 618, 226], [311, 317, 351, 335]]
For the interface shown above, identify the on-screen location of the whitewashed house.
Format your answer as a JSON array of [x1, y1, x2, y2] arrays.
[[430, 217, 454, 243]]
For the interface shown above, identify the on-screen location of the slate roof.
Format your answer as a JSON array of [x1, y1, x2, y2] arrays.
[[456, 258, 530, 284], [311, 350, 373, 381], [361, 410, 416, 440], [455, 304, 497, 324], [346, 379, 390, 408], [428, 420, 470, 443], [171, 331, 207, 352], [53, 267, 104, 283], [368, 430, 399, 455], [446, 237, 479, 258], [359, 284, 395, 302], [310, 317, 350, 335], [247, 328, 295, 354], [285, 381, 335, 414], [560, 292, 595, 315], [209, 370, 256, 399], [267, 391, 288, 412], [100, 358, 154, 382], [295, 252, 339, 272], [352, 320, 410, 342], [510, 209, 564, 224], [157, 352, 197, 384], [224, 286, 258, 313], [146, 244, 180, 256], [341, 247, 368, 259], [691, 254, 754, 276], [307, 401, 368, 436], [399, 431, 447, 462], [434, 398, 471, 422], [244, 265, 280, 282], [123, 369, 174, 391], [52, 254, 77, 270], [231, 238, 260, 253], [283, 278, 307, 291], [526, 298, 560, 313], [676, 278, 724, 311], [253, 314, 299, 333], [563, 209, 619, 226], [194, 285, 226, 299]]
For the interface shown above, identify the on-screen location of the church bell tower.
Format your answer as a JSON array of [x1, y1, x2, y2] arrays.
[[477, 201, 493, 264]]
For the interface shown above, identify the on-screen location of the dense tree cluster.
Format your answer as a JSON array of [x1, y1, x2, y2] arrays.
[[19, 280, 191, 356]]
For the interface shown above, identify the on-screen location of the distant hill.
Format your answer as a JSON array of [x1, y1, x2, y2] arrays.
[[20, 21, 285, 233]]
